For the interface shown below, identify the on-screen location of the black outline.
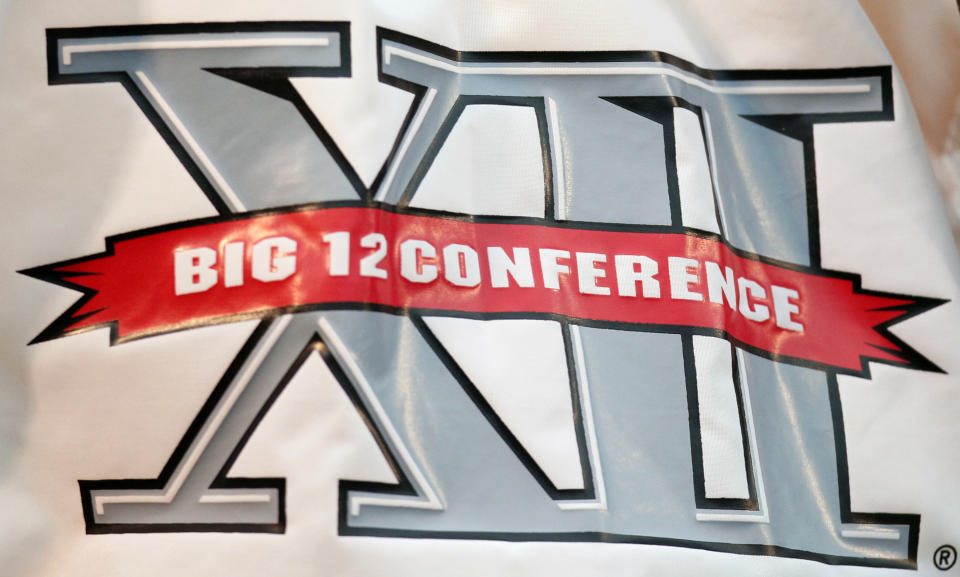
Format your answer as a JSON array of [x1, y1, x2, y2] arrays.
[[602, 97, 683, 229], [78, 320, 286, 534], [79, 323, 420, 534], [827, 372, 921, 565], [395, 95, 555, 222], [604, 96, 726, 235], [412, 315, 596, 502], [45, 22, 353, 215], [21, 22, 943, 569], [204, 68, 368, 199], [19, 199, 946, 380], [682, 335, 759, 512]]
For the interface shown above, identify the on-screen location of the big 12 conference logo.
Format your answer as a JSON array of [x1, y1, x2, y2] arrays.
[[22, 22, 946, 569]]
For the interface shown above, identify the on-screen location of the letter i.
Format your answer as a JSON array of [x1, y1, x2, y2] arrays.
[[224, 241, 245, 288]]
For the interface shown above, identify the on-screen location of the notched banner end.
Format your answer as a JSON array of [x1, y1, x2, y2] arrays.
[[853, 292, 949, 377], [18, 257, 117, 346], [18, 206, 949, 381]]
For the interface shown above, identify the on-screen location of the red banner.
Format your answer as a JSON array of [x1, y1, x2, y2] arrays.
[[25, 205, 939, 374]]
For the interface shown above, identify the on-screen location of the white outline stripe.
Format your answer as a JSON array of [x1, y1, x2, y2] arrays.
[[198, 494, 273, 505], [94, 316, 293, 515], [700, 109, 728, 231], [134, 70, 245, 212], [557, 324, 607, 511], [383, 46, 872, 95], [695, 512, 768, 523], [546, 97, 568, 221], [375, 87, 437, 201], [63, 37, 330, 66], [841, 528, 902, 541], [316, 317, 444, 516]]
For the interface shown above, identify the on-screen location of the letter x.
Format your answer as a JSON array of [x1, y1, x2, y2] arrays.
[[46, 22, 919, 567]]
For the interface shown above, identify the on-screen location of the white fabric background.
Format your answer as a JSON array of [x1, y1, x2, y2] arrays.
[[1, 1, 958, 575]]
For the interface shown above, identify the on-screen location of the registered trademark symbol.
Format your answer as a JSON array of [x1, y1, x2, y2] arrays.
[[935, 545, 958, 570]]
